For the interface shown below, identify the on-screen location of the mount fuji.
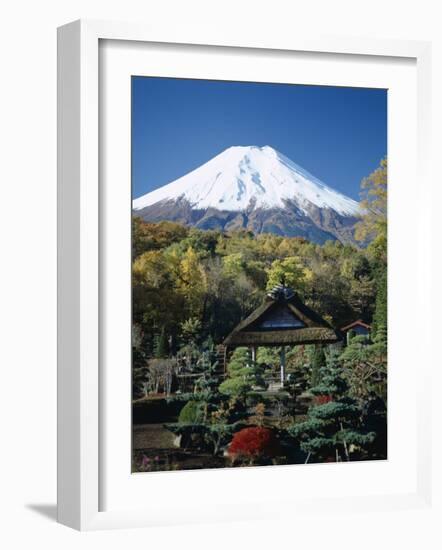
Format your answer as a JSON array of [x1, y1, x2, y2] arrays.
[[133, 146, 361, 244]]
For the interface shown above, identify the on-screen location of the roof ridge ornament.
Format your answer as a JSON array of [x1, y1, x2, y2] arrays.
[[267, 283, 295, 301]]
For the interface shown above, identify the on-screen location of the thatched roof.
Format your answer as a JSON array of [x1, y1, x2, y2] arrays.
[[224, 284, 342, 347]]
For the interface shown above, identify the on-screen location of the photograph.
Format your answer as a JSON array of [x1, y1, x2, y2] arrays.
[[131, 76, 388, 473]]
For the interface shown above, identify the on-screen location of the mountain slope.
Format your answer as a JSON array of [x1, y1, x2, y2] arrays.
[[133, 146, 361, 244]]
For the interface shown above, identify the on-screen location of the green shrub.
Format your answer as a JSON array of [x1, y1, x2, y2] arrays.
[[218, 377, 250, 397], [178, 400, 206, 424], [219, 347, 265, 397]]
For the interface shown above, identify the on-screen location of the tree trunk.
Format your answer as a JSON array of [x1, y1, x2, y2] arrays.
[[340, 422, 350, 461], [280, 346, 286, 387]]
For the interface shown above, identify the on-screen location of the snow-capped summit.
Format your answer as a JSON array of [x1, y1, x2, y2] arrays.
[[133, 145, 360, 217], [133, 146, 361, 245]]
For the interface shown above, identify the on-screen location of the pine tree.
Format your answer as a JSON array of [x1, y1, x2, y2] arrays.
[[289, 347, 375, 463], [153, 327, 169, 358], [180, 317, 202, 345], [219, 347, 265, 397]]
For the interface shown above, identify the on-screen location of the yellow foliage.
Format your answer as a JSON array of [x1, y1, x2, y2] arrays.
[[355, 157, 387, 246], [133, 250, 169, 287], [177, 247, 208, 317], [266, 256, 306, 291], [222, 253, 244, 278]]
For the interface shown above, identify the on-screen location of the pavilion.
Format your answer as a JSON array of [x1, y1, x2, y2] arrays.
[[223, 284, 342, 386]]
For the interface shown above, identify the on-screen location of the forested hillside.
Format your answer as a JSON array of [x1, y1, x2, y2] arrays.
[[132, 157, 387, 361]]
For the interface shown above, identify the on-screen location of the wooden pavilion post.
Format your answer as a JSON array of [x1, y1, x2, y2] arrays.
[[250, 346, 257, 363], [280, 346, 286, 387]]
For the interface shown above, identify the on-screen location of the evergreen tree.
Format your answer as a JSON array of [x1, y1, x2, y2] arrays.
[[370, 323, 387, 357], [219, 347, 265, 397], [153, 327, 169, 358], [340, 329, 387, 402], [289, 348, 375, 462], [180, 317, 202, 345], [193, 349, 221, 394], [372, 269, 387, 337]]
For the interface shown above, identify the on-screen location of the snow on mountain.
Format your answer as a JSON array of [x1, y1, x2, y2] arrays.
[[133, 145, 360, 217]]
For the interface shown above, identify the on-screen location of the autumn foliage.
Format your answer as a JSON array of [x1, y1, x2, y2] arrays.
[[313, 394, 332, 406], [228, 427, 280, 460]]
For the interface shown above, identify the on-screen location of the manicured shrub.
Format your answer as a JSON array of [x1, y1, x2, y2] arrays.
[[218, 377, 250, 397], [219, 347, 265, 397], [178, 400, 205, 424], [228, 427, 280, 460]]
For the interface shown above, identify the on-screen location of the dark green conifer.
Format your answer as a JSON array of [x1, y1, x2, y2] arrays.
[[289, 347, 375, 462], [372, 270, 387, 337], [153, 327, 169, 358]]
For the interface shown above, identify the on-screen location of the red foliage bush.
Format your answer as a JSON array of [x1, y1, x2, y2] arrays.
[[228, 427, 280, 460], [313, 394, 332, 405]]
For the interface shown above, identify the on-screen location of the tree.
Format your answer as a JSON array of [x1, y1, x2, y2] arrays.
[[177, 246, 208, 318], [219, 347, 265, 397], [166, 356, 247, 455], [341, 254, 376, 320], [303, 252, 354, 326], [132, 218, 189, 258], [355, 157, 387, 259], [228, 426, 280, 464], [256, 346, 280, 367], [372, 269, 387, 337], [180, 317, 202, 345], [178, 400, 206, 424], [289, 347, 375, 462], [266, 257, 306, 292], [232, 273, 261, 319], [153, 327, 169, 358], [222, 253, 245, 278], [132, 248, 185, 354], [205, 400, 247, 455], [340, 333, 387, 402], [146, 357, 176, 395]]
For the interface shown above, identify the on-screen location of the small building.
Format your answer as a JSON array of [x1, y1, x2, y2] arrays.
[[340, 319, 371, 344], [223, 284, 342, 385]]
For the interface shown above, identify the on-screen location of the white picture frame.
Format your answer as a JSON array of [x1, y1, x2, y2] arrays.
[[57, 19, 433, 531]]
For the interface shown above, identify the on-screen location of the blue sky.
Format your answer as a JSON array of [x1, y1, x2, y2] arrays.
[[132, 77, 387, 201]]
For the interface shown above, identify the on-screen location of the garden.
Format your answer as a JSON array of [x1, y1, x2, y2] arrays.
[[133, 334, 387, 472]]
